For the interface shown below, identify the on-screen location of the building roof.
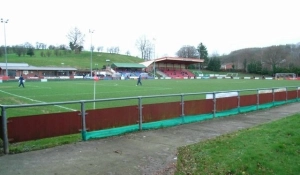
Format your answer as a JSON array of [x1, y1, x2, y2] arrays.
[[139, 57, 204, 67], [154, 57, 204, 64], [111, 63, 146, 68], [0, 63, 77, 71], [139, 60, 154, 67]]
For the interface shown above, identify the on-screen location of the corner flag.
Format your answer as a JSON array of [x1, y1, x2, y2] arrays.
[[93, 76, 99, 81]]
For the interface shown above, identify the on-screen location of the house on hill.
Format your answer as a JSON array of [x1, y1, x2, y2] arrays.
[[221, 63, 234, 70]]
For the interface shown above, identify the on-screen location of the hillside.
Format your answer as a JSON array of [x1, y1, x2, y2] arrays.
[[218, 44, 300, 70], [0, 50, 143, 70]]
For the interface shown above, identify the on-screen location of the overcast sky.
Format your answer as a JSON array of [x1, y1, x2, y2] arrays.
[[1, 0, 299, 58]]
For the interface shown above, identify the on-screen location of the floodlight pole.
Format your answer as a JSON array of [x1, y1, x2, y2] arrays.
[[199, 47, 201, 72], [153, 38, 156, 78], [1, 18, 9, 76], [89, 29, 94, 77]]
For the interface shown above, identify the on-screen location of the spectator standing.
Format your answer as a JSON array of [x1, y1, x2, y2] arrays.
[[136, 74, 142, 86], [18, 74, 25, 88]]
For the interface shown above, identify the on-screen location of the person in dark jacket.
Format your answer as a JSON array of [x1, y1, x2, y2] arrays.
[[136, 74, 142, 86], [18, 74, 25, 88]]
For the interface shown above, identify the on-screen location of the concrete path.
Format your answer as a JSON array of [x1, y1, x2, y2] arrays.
[[0, 103, 299, 175]]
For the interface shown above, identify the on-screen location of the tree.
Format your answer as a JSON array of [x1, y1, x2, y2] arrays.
[[54, 49, 60, 56], [46, 50, 52, 57], [207, 56, 221, 71], [14, 45, 26, 57], [0, 47, 3, 57], [40, 51, 45, 57], [176, 45, 198, 58], [58, 45, 68, 50], [66, 27, 85, 53], [36, 42, 46, 49], [136, 35, 153, 59], [247, 60, 262, 74], [197, 43, 208, 67], [97, 46, 103, 52], [263, 45, 288, 73], [114, 47, 120, 54], [243, 59, 247, 72], [23, 42, 33, 49], [27, 48, 35, 57], [48, 45, 56, 50]]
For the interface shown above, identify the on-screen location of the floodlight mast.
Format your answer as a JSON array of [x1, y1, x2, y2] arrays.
[[1, 18, 9, 76], [153, 38, 156, 78], [89, 29, 95, 77]]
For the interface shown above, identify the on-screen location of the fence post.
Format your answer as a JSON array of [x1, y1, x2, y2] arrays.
[[256, 89, 259, 110], [1, 106, 9, 154], [213, 92, 216, 118], [138, 97, 143, 131], [180, 94, 185, 122], [297, 87, 299, 102], [285, 87, 288, 102], [272, 88, 275, 106], [80, 101, 87, 141], [237, 91, 241, 113]]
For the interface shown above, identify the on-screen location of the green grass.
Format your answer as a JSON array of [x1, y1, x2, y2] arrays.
[[0, 79, 299, 118], [1, 78, 299, 154], [8, 134, 81, 154], [0, 50, 142, 69], [175, 114, 300, 175], [2, 51, 299, 157]]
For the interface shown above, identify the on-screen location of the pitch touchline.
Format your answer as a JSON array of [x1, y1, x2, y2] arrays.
[[0, 90, 77, 111]]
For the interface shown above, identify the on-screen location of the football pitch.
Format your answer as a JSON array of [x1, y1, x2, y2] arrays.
[[0, 79, 299, 117]]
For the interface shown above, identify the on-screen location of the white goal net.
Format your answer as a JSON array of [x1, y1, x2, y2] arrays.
[[275, 73, 296, 80]]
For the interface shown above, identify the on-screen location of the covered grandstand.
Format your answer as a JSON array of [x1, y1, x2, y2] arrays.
[[109, 57, 204, 79], [110, 63, 152, 79], [140, 57, 204, 79]]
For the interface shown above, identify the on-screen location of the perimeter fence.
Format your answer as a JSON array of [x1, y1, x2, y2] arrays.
[[1, 86, 299, 154]]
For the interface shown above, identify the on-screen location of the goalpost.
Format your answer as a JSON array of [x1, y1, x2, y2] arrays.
[[275, 73, 296, 80]]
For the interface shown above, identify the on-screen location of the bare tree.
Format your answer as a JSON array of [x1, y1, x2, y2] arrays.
[[145, 47, 152, 60], [97, 46, 103, 52], [136, 35, 153, 59], [176, 45, 198, 58], [107, 47, 113, 53], [106, 46, 120, 54], [58, 44, 68, 50], [113, 46, 120, 54], [36, 42, 46, 49], [36, 42, 40, 49], [48, 45, 56, 50], [126, 50, 130, 56], [66, 27, 85, 53], [41, 43, 47, 50], [23, 42, 33, 48], [263, 45, 288, 72]]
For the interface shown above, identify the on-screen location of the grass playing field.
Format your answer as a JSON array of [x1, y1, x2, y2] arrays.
[[0, 78, 299, 117]]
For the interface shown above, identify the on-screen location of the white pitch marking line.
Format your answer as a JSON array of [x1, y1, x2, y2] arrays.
[[0, 90, 77, 111]]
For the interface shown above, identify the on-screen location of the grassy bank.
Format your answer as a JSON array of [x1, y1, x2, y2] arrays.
[[175, 113, 300, 175]]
